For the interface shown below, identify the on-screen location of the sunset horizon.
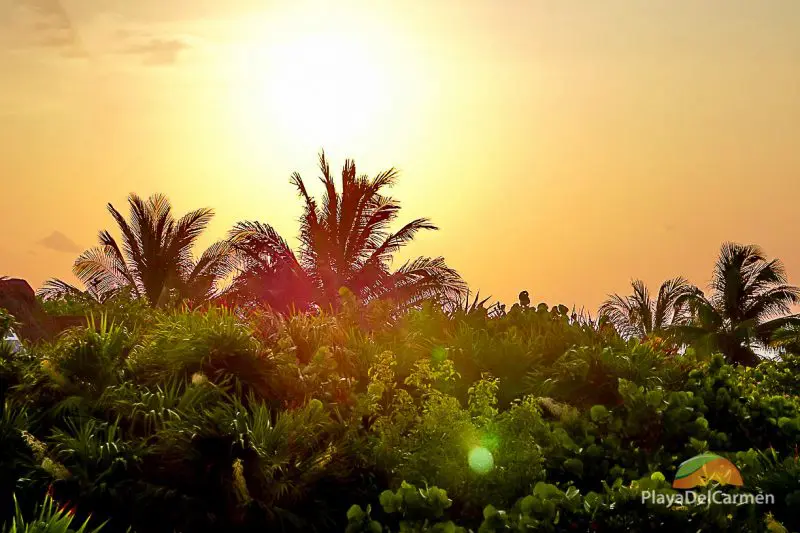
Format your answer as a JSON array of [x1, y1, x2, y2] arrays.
[[4, 158, 799, 314], [3, 0, 800, 313]]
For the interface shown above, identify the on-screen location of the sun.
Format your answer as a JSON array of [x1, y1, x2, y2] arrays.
[[233, 30, 391, 152]]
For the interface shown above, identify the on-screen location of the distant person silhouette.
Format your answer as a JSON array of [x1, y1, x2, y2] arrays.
[[519, 290, 530, 308]]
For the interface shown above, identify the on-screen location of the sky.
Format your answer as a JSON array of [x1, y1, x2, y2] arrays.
[[1, 0, 799, 311]]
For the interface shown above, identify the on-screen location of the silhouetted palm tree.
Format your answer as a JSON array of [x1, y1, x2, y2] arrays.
[[675, 243, 800, 365], [37, 278, 108, 303], [61, 193, 235, 307], [599, 277, 695, 339], [228, 152, 466, 313]]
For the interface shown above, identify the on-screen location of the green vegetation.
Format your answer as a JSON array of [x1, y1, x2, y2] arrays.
[[3, 157, 799, 531], [2, 302, 799, 532]]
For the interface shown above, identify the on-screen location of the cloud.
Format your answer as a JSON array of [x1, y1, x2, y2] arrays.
[[122, 38, 190, 65], [37, 231, 80, 253], [3, 0, 87, 57], [3, 3, 209, 65]]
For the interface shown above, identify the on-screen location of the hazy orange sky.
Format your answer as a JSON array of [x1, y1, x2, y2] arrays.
[[2, 0, 799, 311]]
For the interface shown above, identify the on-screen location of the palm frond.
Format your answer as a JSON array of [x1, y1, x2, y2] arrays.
[[364, 218, 438, 268], [681, 242, 800, 365], [378, 256, 468, 310], [599, 277, 696, 340], [73, 193, 224, 308], [73, 246, 132, 299], [37, 278, 91, 301], [232, 154, 466, 314], [599, 292, 640, 339], [652, 276, 695, 330]]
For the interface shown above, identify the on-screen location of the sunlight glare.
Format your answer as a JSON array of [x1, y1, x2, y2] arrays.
[[234, 30, 391, 153]]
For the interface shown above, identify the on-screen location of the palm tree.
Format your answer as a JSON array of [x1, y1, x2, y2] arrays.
[[771, 324, 800, 355], [227, 152, 467, 313], [598, 277, 695, 340], [57, 193, 235, 307], [675, 243, 800, 365]]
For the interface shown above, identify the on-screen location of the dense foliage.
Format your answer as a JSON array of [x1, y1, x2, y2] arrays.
[[1, 297, 798, 532], [8, 169, 800, 531]]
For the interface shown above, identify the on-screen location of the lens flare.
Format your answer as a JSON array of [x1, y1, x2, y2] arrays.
[[468, 446, 494, 474]]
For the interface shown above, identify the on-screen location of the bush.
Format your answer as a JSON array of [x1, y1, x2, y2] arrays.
[[1, 304, 797, 532], [128, 308, 281, 405], [3, 493, 107, 533], [47, 316, 130, 397]]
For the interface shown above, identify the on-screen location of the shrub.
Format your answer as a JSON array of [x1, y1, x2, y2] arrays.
[[3, 493, 106, 533], [128, 308, 281, 404], [47, 316, 130, 397], [2, 303, 799, 532]]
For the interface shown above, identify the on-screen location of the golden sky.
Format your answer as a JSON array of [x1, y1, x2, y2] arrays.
[[2, 0, 799, 311]]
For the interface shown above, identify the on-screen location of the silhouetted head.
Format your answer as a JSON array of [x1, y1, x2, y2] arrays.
[[518, 290, 530, 307]]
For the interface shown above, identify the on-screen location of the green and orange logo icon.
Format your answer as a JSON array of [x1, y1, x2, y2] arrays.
[[672, 453, 744, 489]]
